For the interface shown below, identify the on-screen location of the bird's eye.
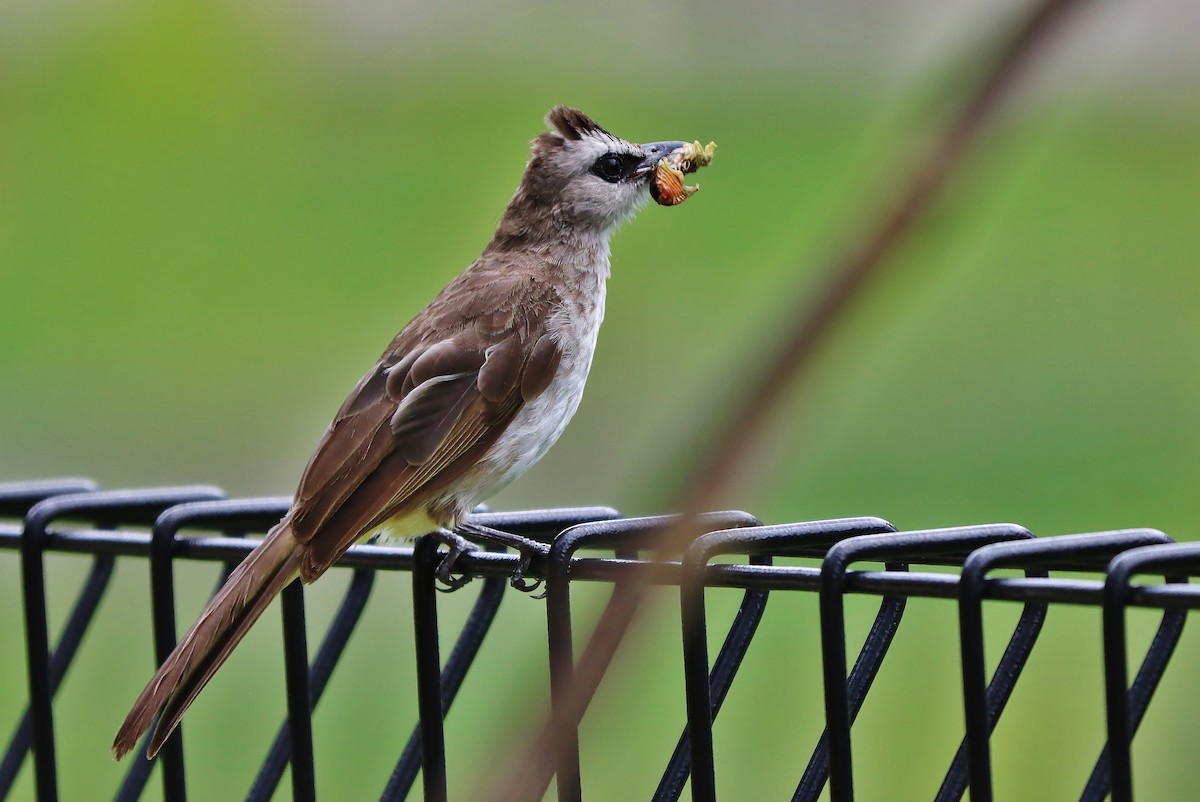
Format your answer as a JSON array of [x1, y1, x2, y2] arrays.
[[590, 154, 626, 183]]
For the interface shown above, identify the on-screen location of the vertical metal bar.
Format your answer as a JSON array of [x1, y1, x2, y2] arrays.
[[412, 536, 448, 802], [114, 497, 289, 802], [145, 513, 190, 800], [818, 547, 853, 802], [794, 593, 905, 802], [956, 530, 1171, 802], [1097, 543, 1200, 802], [546, 513, 758, 802], [1080, 608, 1185, 802], [670, 520, 893, 802], [385, 510, 607, 802], [383, 557, 506, 802], [117, 563, 238, 802], [672, 553, 774, 802], [678, 552, 717, 802], [675, 576, 769, 798], [19, 504, 63, 802], [1102, 569, 1134, 802], [819, 525, 1039, 802], [934, 598, 1046, 802], [545, 538, 583, 802], [956, 562, 992, 802], [281, 580, 317, 802], [0, 554, 113, 800], [247, 569, 374, 801], [16, 487, 223, 802]]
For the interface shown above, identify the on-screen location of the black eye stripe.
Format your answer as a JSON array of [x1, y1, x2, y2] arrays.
[[589, 152, 643, 183]]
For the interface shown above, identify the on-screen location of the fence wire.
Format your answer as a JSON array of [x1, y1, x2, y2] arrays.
[[1, 479, 1197, 801]]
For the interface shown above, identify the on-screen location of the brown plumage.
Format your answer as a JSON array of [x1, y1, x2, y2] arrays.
[[113, 107, 699, 760]]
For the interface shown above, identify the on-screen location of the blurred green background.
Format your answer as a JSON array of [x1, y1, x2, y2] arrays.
[[2, 0, 1199, 799]]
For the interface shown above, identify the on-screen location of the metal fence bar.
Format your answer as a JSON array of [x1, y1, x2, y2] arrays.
[[116, 497, 293, 801], [249, 568, 375, 801], [663, 517, 896, 802], [0, 480, 99, 797], [411, 536, 449, 802], [1080, 602, 1185, 802], [6, 520, 1199, 610], [0, 478, 100, 800], [957, 529, 1174, 802], [0, 481, 98, 520], [16, 486, 224, 802], [935, 569, 1047, 802], [381, 556, 505, 802], [0, 554, 113, 800], [1101, 543, 1200, 802], [819, 525, 1039, 802], [655, 521, 782, 802], [280, 580, 317, 802], [1, 479, 1198, 801], [383, 507, 618, 802], [116, 563, 238, 802], [545, 512, 759, 802]]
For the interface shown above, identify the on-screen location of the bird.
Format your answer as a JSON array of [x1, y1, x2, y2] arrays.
[[113, 106, 696, 760]]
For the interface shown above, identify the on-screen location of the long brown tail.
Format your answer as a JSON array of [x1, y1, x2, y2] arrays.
[[113, 523, 303, 760]]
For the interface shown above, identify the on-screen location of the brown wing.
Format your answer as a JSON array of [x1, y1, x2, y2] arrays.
[[287, 267, 565, 580]]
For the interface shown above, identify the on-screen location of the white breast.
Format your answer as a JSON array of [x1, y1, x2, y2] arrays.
[[441, 276, 607, 511]]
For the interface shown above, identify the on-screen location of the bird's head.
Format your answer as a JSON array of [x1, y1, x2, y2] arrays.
[[490, 107, 686, 247]]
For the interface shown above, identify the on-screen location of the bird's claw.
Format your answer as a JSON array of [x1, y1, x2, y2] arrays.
[[431, 530, 480, 592], [454, 521, 547, 596], [509, 550, 544, 595]]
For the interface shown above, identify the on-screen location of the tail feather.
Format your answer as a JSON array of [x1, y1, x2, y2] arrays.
[[113, 524, 302, 760]]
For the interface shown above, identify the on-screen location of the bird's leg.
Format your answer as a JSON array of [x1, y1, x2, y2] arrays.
[[430, 529, 481, 591], [455, 520, 549, 593]]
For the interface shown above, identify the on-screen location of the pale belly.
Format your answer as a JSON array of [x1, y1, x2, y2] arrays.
[[369, 357, 593, 542], [435, 292, 604, 515]]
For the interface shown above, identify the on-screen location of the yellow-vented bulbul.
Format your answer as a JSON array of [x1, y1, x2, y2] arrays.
[[113, 107, 695, 759]]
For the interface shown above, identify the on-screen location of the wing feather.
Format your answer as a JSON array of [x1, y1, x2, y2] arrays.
[[288, 266, 565, 579]]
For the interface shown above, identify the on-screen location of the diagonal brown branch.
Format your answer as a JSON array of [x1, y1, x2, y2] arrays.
[[483, 0, 1092, 799]]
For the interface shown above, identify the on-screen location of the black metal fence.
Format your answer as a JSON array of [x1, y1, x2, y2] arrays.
[[1, 478, 1197, 801]]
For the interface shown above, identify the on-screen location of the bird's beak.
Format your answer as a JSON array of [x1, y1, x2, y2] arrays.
[[635, 141, 687, 178]]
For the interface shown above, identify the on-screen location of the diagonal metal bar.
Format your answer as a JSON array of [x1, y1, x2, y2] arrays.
[[934, 582, 1047, 802], [656, 517, 896, 802], [1096, 542, 1200, 802], [0, 463, 99, 800], [247, 568, 375, 802], [820, 524, 1039, 802], [381, 559, 505, 802], [0, 554, 113, 800], [956, 529, 1173, 802], [382, 507, 618, 802], [116, 562, 239, 802], [113, 497, 291, 802], [795, 587, 905, 802], [545, 512, 761, 802], [656, 556, 771, 802], [17, 486, 223, 802], [1080, 606, 1185, 802]]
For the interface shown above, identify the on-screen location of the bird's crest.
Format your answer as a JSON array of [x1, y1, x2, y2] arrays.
[[546, 106, 611, 141]]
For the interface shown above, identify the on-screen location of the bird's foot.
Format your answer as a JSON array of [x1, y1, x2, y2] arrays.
[[430, 529, 480, 592], [509, 552, 543, 595], [455, 521, 547, 594]]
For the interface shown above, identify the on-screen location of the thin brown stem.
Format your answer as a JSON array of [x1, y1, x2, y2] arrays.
[[483, 1, 1091, 799]]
